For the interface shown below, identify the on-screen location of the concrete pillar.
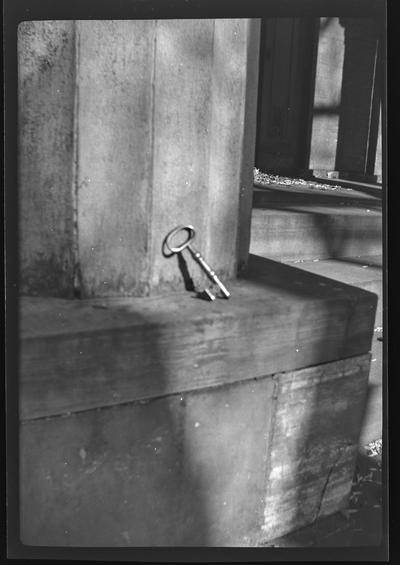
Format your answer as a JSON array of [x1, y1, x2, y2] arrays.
[[334, 18, 380, 179], [18, 21, 77, 297], [18, 19, 260, 298]]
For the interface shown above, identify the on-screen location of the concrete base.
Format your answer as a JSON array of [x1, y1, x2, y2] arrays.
[[19, 257, 376, 546], [20, 377, 275, 546], [20, 354, 371, 547], [259, 449, 383, 548]]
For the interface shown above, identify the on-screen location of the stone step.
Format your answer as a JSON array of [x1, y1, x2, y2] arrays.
[[250, 185, 382, 263]]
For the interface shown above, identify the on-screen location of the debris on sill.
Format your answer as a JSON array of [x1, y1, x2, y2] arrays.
[[254, 169, 354, 193], [364, 439, 382, 458]]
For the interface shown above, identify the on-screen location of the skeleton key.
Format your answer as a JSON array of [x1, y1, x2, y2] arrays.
[[164, 225, 230, 299]]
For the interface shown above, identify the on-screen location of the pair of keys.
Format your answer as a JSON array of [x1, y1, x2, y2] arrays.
[[164, 225, 230, 300]]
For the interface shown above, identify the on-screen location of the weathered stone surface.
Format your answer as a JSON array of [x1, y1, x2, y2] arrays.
[[291, 254, 382, 328], [260, 354, 371, 541], [18, 19, 259, 298], [183, 382, 274, 546], [148, 18, 258, 294], [18, 256, 375, 545], [255, 250, 383, 447], [20, 353, 371, 546], [20, 377, 275, 546], [75, 20, 156, 297], [18, 21, 76, 297], [250, 203, 382, 263], [19, 255, 377, 420]]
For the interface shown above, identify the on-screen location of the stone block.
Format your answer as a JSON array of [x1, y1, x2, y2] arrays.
[[19, 258, 376, 546], [20, 353, 372, 546], [260, 355, 370, 541], [20, 377, 275, 546]]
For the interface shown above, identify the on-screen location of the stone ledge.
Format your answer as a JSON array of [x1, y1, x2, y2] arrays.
[[20, 255, 377, 420]]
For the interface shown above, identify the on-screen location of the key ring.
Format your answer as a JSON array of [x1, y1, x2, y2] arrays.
[[164, 225, 196, 254]]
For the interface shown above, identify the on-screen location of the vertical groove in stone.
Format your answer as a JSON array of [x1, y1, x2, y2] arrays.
[[205, 18, 216, 264], [71, 21, 82, 298], [235, 19, 250, 274], [147, 20, 158, 295], [261, 374, 280, 533]]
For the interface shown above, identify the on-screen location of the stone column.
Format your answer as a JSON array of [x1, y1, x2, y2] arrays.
[[18, 19, 260, 298], [18, 21, 77, 297]]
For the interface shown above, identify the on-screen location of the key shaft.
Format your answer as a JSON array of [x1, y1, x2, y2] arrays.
[[188, 245, 230, 298]]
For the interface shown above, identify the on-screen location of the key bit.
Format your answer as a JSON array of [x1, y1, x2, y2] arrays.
[[197, 288, 216, 301]]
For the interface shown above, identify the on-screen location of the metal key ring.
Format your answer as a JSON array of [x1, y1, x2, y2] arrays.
[[164, 225, 196, 254]]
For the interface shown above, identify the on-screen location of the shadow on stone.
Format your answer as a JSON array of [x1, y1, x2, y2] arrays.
[[20, 309, 210, 546]]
